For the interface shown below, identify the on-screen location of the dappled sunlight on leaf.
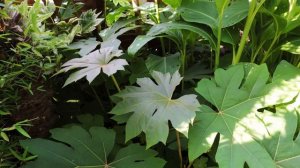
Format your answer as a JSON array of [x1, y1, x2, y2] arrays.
[[189, 61, 300, 168]]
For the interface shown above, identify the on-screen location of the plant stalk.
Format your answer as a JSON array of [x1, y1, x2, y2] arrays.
[[154, 0, 166, 56], [176, 131, 183, 168], [215, 1, 229, 69], [111, 75, 121, 92], [234, 0, 266, 64], [261, 34, 280, 63], [180, 43, 187, 91], [154, 0, 160, 23], [187, 161, 194, 168]]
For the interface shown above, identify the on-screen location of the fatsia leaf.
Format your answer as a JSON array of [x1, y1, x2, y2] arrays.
[[111, 71, 200, 148], [20, 126, 166, 168], [69, 38, 100, 56], [258, 98, 300, 168], [59, 46, 128, 87], [189, 61, 300, 168]]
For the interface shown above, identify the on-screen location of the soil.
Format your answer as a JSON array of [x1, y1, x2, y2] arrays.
[[12, 80, 58, 138]]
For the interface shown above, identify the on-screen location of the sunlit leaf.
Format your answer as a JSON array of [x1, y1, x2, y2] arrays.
[[1, 132, 9, 142], [281, 39, 300, 54], [259, 100, 300, 168], [111, 71, 200, 148], [189, 61, 300, 167]]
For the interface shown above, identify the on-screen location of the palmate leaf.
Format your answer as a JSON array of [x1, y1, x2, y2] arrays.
[[59, 45, 128, 87], [111, 71, 200, 148], [189, 61, 300, 168], [259, 97, 300, 168], [20, 126, 166, 168]]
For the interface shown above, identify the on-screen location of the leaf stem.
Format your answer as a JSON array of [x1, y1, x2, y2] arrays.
[[155, 0, 160, 23], [111, 75, 121, 92], [176, 131, 183, 168], [154, 0, 166, 56], [180, 43, 187, 92], [233, 0, 266, 64], [215, 3, 227, 69], [260, 34, 280, 63], [187, 160, 194, 168]]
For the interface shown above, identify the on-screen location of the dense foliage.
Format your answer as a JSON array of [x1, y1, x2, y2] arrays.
[[1, 0, 299, 168]]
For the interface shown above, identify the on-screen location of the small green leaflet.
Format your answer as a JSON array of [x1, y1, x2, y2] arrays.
[[79, 10, 104, 34], [59, 45, 128, 87], [111, 71, 200, 148], [20, 126, 166, 168], [189, 61, 300, 168]]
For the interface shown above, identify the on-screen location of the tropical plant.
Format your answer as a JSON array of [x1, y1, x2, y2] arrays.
[[2, 0, 300, 167], [111, 71, 200, 147], [20, 126, 166, 168], [189, 61, 300, 167]]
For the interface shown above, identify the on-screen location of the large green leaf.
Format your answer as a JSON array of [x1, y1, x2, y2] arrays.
[[127, 22, 216, 56], [189, 61, 300, 168], [259, 100, 300, 168], [179, 0, 218, 28], [145, 53, 180, 74], [111, 71, 200, 148], [128, 36, 155, 56], [20, 126, 166, 168], [179, 0, 249, 28]]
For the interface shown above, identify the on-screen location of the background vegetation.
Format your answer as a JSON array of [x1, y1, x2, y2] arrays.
[[0, 0, 299, 168]]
